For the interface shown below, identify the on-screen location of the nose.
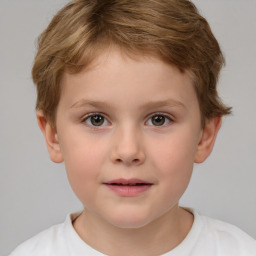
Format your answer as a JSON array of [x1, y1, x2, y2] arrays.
[[110, 125, 145, 166]]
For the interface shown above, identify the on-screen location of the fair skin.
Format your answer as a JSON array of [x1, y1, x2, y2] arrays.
[[37, 48, 221, 256]]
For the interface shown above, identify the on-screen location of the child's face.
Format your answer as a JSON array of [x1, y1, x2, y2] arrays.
[[41, 49, 218, 229]]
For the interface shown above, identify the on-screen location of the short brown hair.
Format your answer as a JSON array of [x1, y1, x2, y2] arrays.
[[32, 0, 231, 127]]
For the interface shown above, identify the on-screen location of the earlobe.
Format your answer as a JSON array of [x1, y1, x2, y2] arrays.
[[37, 111, 63, 163], [194, 117, 222, 163]]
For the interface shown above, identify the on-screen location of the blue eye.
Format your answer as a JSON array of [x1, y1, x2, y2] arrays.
[[146, 114, 171, 126], [83, 114, 109, 127]]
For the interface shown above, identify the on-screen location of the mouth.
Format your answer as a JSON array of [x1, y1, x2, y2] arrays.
[[103, 179, 153, 196], [104, 178, 153, 185]]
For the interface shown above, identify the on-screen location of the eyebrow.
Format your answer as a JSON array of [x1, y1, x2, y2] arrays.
[[70, 98, 186, 110], [140, 99, 186, 110], [70, 99, 113, 109]]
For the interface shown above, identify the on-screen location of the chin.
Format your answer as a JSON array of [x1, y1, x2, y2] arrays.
[[105, 211, 155, 229]]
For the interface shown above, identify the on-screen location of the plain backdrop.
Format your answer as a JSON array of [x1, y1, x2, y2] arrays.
[[1, 0, 256, 255]]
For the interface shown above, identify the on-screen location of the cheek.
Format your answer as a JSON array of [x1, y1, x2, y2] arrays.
[[151, 138, 196, 206], [60, 136, 108, 198], [149, 130, 198, 185], [152, 139, 196, 171]]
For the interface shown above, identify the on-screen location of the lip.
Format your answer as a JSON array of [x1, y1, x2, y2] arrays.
[[103, 178, 153, 197]]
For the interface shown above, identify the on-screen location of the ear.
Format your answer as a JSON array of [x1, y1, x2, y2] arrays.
[[37, 111, 63, 163], [194, 117, 222, 163]]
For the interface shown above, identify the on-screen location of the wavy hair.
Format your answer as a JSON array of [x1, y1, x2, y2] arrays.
[[32, 0, 231, 127]]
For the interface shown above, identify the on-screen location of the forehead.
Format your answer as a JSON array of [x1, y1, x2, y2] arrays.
[[60, 48, 198, 111]]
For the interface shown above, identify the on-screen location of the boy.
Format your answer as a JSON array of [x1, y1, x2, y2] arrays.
[[10, 0, 256, 255]]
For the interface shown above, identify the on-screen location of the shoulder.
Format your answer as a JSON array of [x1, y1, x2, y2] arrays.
[[9, 212, 107, 256], [9, 216, 69, 256], [196, 210, 256, 256]]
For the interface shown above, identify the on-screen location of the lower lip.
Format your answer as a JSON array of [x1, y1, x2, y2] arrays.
[[104, 184, 152, 197]]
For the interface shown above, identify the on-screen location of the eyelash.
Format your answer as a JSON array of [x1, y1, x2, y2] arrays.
[[81, 112, 110, 127], [146, 112, 173, 126], [81, 112, 173, 128]]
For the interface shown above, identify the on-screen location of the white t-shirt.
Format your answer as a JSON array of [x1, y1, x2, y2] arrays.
[[10, 209, 256, 256]]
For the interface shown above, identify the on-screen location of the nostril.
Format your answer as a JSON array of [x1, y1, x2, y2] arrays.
[[115, 158, 141, 165]]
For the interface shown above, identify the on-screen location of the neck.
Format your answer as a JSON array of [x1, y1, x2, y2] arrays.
[[73, 206, 193, 256]]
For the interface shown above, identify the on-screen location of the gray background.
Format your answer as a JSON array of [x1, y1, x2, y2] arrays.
[[1, 0, 255, 255]]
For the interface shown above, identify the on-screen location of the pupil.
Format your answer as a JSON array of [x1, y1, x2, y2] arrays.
[[153, 115, 165, 126], [91, 115, 104, 126]]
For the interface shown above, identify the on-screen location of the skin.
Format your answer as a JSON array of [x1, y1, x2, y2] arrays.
[[37, 48, 221, 255]]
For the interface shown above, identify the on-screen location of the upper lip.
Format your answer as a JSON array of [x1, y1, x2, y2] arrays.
[[103, 178, 153, 185]]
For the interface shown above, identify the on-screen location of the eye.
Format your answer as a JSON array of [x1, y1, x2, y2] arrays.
[[83, 114, 109, 127], [146, 114, 172, 126]]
